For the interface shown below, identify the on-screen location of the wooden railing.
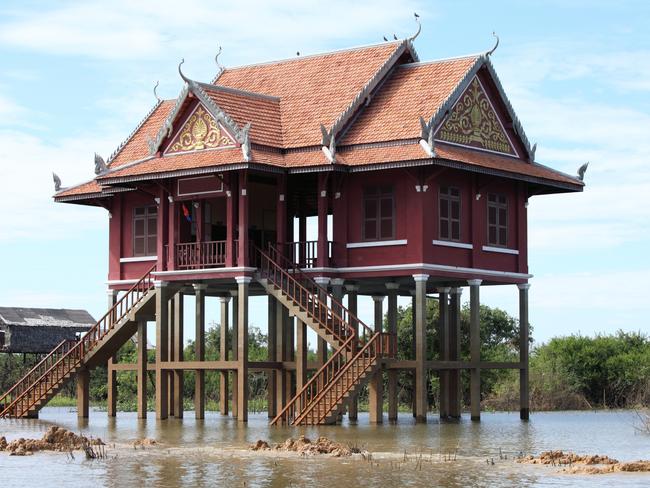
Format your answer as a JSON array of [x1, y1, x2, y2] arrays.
[[175, 240, 227, 269], [284, 240, 333, 268], [295, 331, 396, 425], [0, 265, 156, 418]]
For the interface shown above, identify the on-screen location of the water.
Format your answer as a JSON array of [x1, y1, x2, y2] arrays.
[[1, 408, 649, 487]]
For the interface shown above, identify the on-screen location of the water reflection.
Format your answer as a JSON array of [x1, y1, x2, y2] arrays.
[[0, 409, 649, 488]]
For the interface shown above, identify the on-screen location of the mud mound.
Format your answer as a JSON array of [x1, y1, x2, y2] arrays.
[[249, 435, 360, 457], [517, 450, 619, 466], [518, 450, 650, 474], [0, 426, 104, 456]]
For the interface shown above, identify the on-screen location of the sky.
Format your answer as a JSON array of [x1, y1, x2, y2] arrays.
[[0, 0, 648, 347]]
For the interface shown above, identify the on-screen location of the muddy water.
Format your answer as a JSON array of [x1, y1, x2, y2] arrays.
[[1, 409, 648, 487]]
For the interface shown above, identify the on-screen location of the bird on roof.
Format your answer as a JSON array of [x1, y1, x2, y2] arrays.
[[383, 36, 388, 42], [296, 51, 300, 56], [393, 34, 398, 40], [577, 162, 589, 181], [414, 12, 420, 18]]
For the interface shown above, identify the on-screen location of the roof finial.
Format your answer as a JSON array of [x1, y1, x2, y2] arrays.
[[409, 12, 422, 41], [215, 46, 223, 70], [178, 58, 190, 84], [577, 162, 589, 181], [153, 80, 161, 102], [52, 172, 62, 192], [487, 31, 499, 56]]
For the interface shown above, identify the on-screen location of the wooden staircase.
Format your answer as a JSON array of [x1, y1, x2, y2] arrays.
[[256, 245, 396, 425], [0, 265, 156, 418]]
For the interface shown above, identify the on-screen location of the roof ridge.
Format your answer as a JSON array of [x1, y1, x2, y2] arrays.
[[198, 82, 281, 102], [399, 53, 482, 68], [107, 99, 166, 167], [221, 40, 402, 72]]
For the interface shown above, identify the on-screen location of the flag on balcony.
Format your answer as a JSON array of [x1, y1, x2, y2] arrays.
[[182, 203, 192, 223]]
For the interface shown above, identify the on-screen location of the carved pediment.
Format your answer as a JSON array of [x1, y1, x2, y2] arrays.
[[165, 104, 236, 155], [437, 77, 517, 156]]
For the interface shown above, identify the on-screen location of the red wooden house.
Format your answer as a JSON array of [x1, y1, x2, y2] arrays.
[[1, 36, 583, 424]]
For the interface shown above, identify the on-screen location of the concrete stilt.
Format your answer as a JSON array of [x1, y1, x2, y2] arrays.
[[438, 287, 450, 419], [296, 319, 308, 411], [275, 300, 288, 416], [413, 274, 429, 423], [369, 295, 384, 423], [266, 297, 277, 418], [411, 293, 417, 418], [155, 281, 170, 420], [137, 320, 147, 419], [173, 292, 184, 418], [314, 277, 330, 367], [345, 284, 359, 421], [231, 292, 239, 418], [468, 279, 482, 421], [219, 296, 230, 416], [236, 276, 250, 422], [168, 296, 175, 418], [106, 289, 118, 418], [76, 367, 89, 419], [448, 288, 463, 419], [386, 283, 399, 421], [194, 284, 207, 420], [518, 283, 531, 420]]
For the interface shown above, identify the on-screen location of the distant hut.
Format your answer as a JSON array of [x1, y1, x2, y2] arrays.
[[0, 307, 95, 354]]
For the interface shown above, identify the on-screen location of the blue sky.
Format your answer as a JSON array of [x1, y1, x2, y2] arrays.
[[0, 0, 648, 346]]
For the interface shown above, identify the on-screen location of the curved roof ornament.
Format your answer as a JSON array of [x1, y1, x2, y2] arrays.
[[153, 80, 161, 102], [178, 58, 190, 84], [409, 12, 422, 41], [215, 46, 223, 71], [52, 172, 62, 192], [487, 31, 499, 56]]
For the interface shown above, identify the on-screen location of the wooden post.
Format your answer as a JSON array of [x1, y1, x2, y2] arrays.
[[226, 173, 237, 267], [231, 292, 239, 418], [369, 295, 384, 423], [236, 276, 250, 422], [266, 296, 277, 418], [345, 284, 359, 420], [106, 289, 118, 418], [137, 320, 147, 419], [155, 281, 170, 420], [317, 172, 329, 268], [296, 319, 308, 412], [414, 274, 429, 423], [314, 277, 329, 367], [219, 296, 230, 416], [173, 292, 184, 418], [468, 279, 482, 421], [438, 287, 450, 419], [238, 171, 249, 267], [276, 175, 287, 249], [411, 293, 417, 418], [275, 300, 288, 416], [76, 367, 89, 419], [167, 296, 175, 418], [194, 284, 207, 419], [518, 283, 531, 420], [386, 283, 399, 421], [448, 288, 463, 419]]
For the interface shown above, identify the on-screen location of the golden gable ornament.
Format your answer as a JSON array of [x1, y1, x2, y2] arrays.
[[167, 105, 235, 154]]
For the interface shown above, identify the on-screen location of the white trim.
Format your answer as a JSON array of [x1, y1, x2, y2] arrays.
[[482, 246, 519, 255], [107, 279, 139, 286], [120, 256, 158, 263], [432, 240, 473, 250], [346, 239, 407, 249], [153, 266, 256, 277]]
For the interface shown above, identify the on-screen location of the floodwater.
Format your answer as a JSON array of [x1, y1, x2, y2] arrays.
[[1, 408, 649, 487]]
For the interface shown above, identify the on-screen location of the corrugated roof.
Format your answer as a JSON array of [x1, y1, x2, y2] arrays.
[[0, 307, 95, 328]]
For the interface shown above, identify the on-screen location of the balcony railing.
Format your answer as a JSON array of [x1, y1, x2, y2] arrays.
[[174, 240, 233, 269], [284, 240, 333, 268]]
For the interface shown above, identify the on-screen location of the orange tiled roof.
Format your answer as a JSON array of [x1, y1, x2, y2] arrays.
[[55, 180, 104, 198], [341, 56, 479, 144], [108, 100, 176, 168], [216, 42, 404, 148]]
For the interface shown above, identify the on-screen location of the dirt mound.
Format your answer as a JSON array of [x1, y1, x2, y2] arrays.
[[0, 426, 104, 456], [249, 435, 359, 457], [518, 451, 650, 474], [517, 450, 619, 466]]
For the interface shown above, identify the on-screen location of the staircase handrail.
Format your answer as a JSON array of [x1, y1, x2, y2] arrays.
[[294, 331, 391, 425], [0, 264, 156, 418], [264, 244, 375, 339], [271, 334, 356, 425]]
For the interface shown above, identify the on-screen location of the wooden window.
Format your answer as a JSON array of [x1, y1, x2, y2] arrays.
[[487, 193, 508, 247], [0, 330, 5, 347], [363, 185, 394, 241], [439, 186, 461, 241], [133, 206, 158, 256]]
